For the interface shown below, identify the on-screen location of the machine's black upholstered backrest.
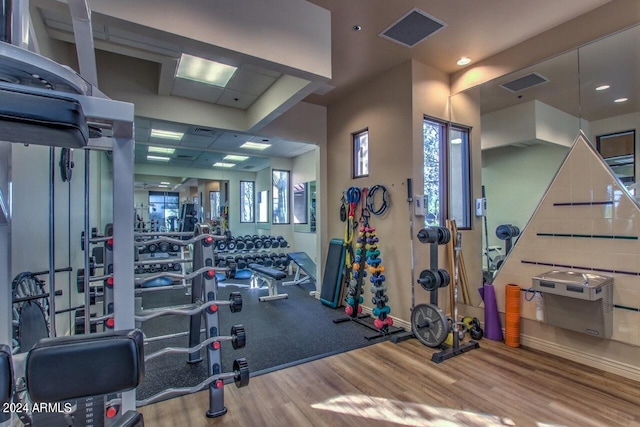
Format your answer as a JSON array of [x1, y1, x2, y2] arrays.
[[26, 329, 144, 403], [0, 344, 13, 423]]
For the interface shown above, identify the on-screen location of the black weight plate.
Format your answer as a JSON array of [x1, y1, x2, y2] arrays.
[[231, 325, 246, 349], [411, 303, 448, 348], [417, 269, 439, 291], [233, 358, 250, 388]]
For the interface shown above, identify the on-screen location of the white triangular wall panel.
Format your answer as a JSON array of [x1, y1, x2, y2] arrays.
[[493, 132, 640, 346]]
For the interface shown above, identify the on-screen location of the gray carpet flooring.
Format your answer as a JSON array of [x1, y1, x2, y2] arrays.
[[137, 275, 397, 401]]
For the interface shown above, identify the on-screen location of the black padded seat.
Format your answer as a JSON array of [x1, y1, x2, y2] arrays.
[[0, 344, 13, 423], [248, 264, 286, 280], [26, 329, 144, 402]]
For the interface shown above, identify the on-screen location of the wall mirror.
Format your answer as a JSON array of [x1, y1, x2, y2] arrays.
[[293, 181, 316, 233], [450, 24, 639, 304]]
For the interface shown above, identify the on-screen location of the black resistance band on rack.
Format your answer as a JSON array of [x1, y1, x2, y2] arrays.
[[367, 184, 390, 216]]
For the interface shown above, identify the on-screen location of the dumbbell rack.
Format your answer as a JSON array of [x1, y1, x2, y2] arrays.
[[216, 234, 290, 279], [334, 224, 405, 340]]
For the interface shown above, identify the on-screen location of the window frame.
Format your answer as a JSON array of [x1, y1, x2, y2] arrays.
[[422, 116, 472, 230], [239, 180, 255, 223], [352, 128, 369, 179], [272, 169, 290, 224]]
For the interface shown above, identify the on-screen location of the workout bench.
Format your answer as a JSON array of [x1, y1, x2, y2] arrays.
[[1, 330, 145, 427], [249, 263, 288, 302], [282, 252, 316, 288]]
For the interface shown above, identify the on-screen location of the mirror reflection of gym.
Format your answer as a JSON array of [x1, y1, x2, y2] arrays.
[[450, 24, 640, 305]]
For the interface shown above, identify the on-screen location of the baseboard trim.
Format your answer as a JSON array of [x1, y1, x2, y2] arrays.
[[360, 306, 411, 331], [520, 334, 640, 382]]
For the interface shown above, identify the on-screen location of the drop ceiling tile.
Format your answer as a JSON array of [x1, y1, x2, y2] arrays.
[[135, 128, 150, 142], [243, 64, 282, 79], [107, 26, 181, 55], [226, 69, 278, 96], [217, 89, 257, 109], [171, 78, 224, 103], [181, 134, 215, 148], [136, 118, 152, 129], [168, 159, 194, 167]]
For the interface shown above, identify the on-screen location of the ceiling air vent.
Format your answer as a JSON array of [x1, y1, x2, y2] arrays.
[[193, 127, 217, 136], [380, 8, 446, 48], [500, 73, 549, 93], [243, 165, 254, 170], [176, 155, 195, 160]]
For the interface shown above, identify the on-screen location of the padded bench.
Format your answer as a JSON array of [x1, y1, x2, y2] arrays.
[[283, 252, 316, 288], [24, 330, 145, 426], [249, 264, 288, 302]]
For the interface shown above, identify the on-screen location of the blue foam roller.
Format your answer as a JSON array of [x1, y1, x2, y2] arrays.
[[141, 276, 173, 288]]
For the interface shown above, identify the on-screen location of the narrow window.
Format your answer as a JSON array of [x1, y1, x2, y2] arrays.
[[423, 117, 472, 229], [272, 170, 290, 224], [353, 129, 369, 178], [240, 181, 255, 223]]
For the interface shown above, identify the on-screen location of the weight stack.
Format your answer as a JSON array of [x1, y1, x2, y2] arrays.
[[505, 284, 521, 347]]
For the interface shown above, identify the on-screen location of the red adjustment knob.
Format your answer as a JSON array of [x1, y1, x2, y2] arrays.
[[106, 406, 118, 418], [211, 341, 221, 350], [214, 379, 224, 389], [205, 270, 215, 279], [106, 238, 114, 249], [105, 277, 114, 288], [208, 304, 218, 313], [105, 317, 115, 329], [204, 236, 214, 246]]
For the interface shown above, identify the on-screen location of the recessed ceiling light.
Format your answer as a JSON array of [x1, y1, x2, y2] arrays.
[[595, 85, 610, 91], [223, 154, 249, 161], [457, 57, 471, 66], [176, 53, 237, 87], [352, 25, 362, 31], [150, 129, 184, 140], [157, 185, 169, 188], [614, 98, 628, 103], [240, 141, 271, 150], [213, 162, 235, 168], [160, 181, 171, 185], [148, 146, 175, 154], [147, 155, 170, 162]]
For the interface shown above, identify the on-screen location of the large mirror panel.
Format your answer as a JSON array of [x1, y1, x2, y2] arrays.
[[451, 24, 639, 302]]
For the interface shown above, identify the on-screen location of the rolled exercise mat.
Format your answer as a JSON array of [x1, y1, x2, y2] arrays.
[[505, 283, 521, 347], [479, 283, 503, 341]]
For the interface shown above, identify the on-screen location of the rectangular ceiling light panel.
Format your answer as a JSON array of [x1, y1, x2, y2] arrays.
[[223, 154, 249, 161], [380, 8, 446, 47], [148, 146, 175, 154], [213, 162, 235, 168], [150, 129, 184, 140], [147, 155, 170, 162], [177, 54, 238, 87], [240, 141, 271, 150]]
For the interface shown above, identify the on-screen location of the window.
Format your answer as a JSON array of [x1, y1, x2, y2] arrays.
[[597, 130, 636, 184], [272, 170, 290, 224], [240, 181, 255, 223], [257, 190, 268, 223], [293, 182, 308, 224], [353, 129, 369, 178], [423, 117, 471, 229], [209, 191, 221, 220], [449, 126, 471, 228], [148, 191, 180, 232]]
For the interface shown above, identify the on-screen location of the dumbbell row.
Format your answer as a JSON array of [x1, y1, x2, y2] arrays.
[[217, 253, 290, 270], [134, 263, 182, 275], [216, 234, 289, 252]]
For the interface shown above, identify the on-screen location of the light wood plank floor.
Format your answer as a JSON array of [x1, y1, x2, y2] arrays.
[[139, 338, 640, 426]]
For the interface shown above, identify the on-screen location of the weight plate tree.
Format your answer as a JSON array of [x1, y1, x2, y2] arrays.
[[411, 303, 448, 347]]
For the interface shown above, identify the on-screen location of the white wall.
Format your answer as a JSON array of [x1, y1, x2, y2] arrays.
[[482, 101, 580, 150], [482, 143, 569, 257], [291, 148, 318, 264]]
